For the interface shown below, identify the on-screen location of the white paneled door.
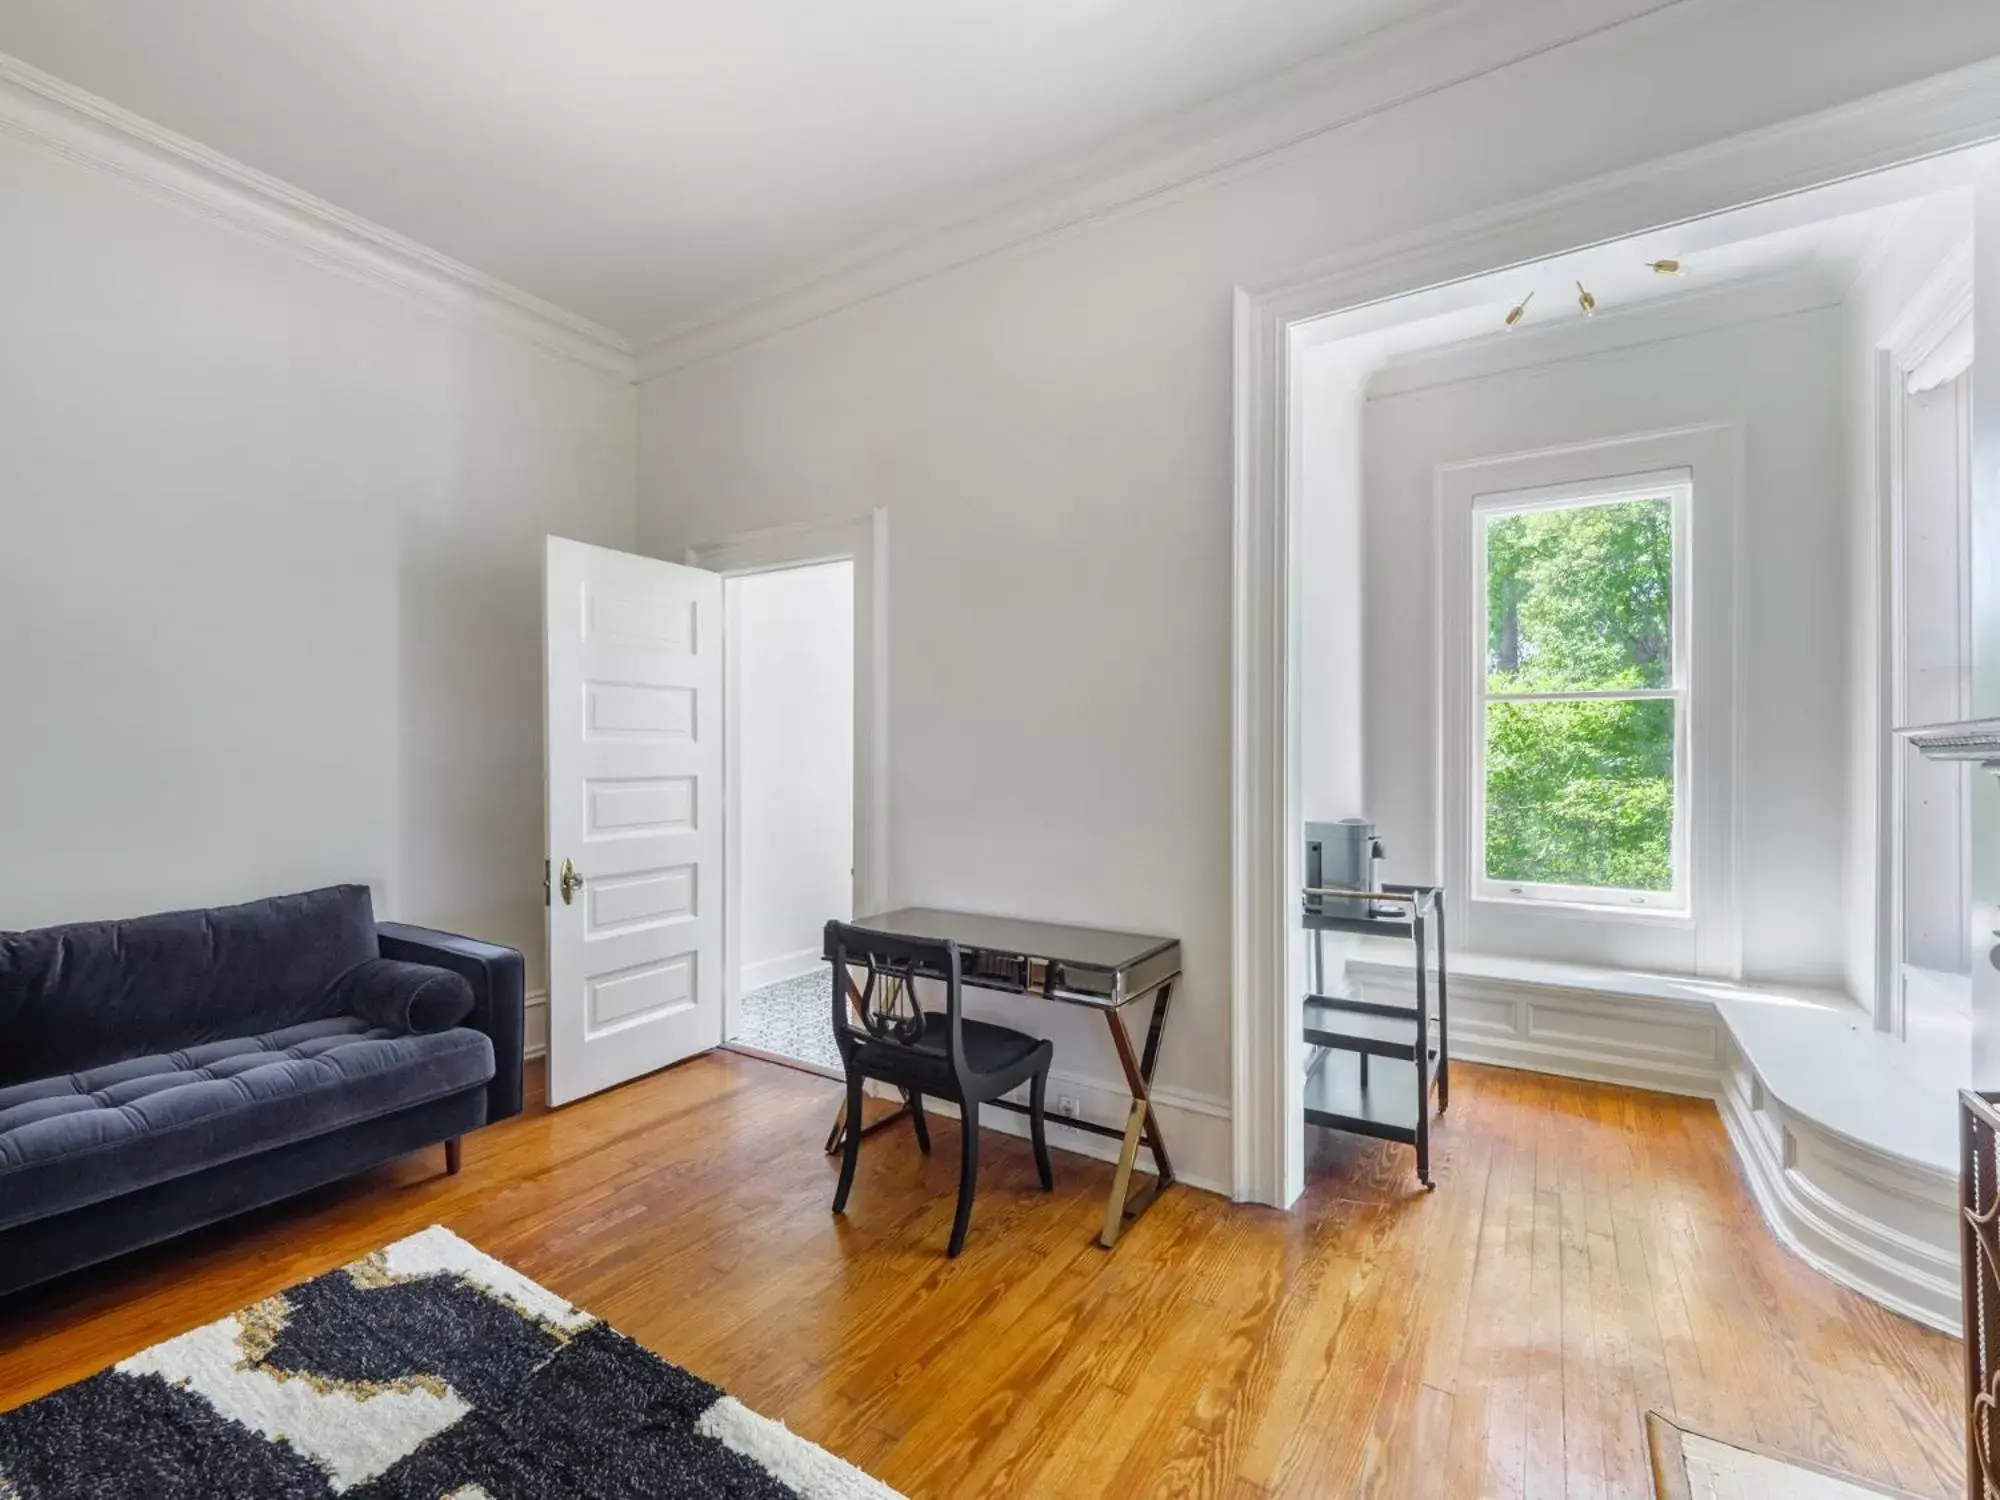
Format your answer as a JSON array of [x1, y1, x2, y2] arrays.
[[545, 537, 722, 1106]]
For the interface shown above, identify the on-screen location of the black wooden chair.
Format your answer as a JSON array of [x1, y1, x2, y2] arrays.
[[826, 921, 1055, 1256]]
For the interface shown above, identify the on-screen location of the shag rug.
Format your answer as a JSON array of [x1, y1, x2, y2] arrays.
[[0, 1226, 902, 1499]]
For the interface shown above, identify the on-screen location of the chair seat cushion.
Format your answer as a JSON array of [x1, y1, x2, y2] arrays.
[[856, 1010, 1045, 1076], [0, 1017, 494, 1231]]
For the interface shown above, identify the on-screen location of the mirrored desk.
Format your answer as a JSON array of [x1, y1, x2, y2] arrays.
[[824, 908, 1181, 1248]]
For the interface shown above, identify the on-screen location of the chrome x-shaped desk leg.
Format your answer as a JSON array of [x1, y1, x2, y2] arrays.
[[1099, 981, 1175, 1248]]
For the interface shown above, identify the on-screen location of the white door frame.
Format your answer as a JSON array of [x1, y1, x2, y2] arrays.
[[686, 509, 889, 1046], [1230, 59, 2000, 1209], [1873, 242, 1975, 1035]]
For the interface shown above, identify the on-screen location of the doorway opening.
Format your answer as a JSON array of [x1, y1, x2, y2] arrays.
[[724, 559, 855, 1074]]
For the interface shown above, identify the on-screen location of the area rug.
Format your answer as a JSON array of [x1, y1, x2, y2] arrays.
[[1647, 1411, 1928, 1499], [0, 1226, 902, 1499]]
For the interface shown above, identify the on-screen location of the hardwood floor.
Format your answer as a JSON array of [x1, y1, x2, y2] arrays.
[[0, 1054, 1963, 1498]]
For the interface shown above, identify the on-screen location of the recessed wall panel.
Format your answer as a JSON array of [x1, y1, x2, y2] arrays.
[[586, 953, 695, 1035], [586, 776, 695, 837], [584, 681, 694, 740], [587, 588, 695, 651], [589, 865, 696, 934]]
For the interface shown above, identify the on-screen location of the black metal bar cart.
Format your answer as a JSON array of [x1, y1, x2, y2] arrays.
[[1301, 883, 1449, 1188]]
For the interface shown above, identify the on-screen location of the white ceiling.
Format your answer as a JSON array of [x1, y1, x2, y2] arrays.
[[0, 0, 1435, 338]]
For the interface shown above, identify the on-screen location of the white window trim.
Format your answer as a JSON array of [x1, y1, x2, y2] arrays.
[[1471, 472, 1693, 916], [1438, 425, 1742, 979]]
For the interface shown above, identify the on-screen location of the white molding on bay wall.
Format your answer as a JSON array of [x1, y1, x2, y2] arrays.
[[0, 50, 636, 380], [1872, 235, 1977, 1035], [1232, 54, 2000, 1215], [632, 0, 1683, 380], [1348, 957, 1962, 1333]]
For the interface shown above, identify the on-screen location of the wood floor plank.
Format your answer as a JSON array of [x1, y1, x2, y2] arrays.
[[0, 1054, 1963, 1499]]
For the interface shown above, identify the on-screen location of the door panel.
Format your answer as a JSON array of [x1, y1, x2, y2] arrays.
[[545, 536, 721, 1106]]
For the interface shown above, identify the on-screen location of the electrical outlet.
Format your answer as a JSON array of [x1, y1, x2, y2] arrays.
[[1056, 1095, 1081, 1121]]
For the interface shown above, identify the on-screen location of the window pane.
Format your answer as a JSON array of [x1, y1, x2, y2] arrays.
[[1485, 496, 1674, 692], [1485, 698, 1675, 892]]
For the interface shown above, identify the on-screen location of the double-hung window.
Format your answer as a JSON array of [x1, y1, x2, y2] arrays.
[[1472, 471, 1692, 912]]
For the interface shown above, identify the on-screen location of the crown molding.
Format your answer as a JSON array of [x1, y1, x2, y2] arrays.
[[1362, 262, 1850, 400], [634, 0, 1685, 381], [0, 50, 636, 380]]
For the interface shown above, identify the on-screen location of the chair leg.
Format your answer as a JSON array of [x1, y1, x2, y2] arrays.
[[948, 1100, 980, 1258], [832, 1072, 865, 1215], [1029, 1070, 1054, 1191], [910, 1091, 931, 1155]]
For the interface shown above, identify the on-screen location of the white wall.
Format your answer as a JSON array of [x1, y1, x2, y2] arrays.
[[634, 1, 2000, 1154], [733, 561, 854, 990], [1359, 308, 1846, 985], [1297, 345, 1366, 826], [0, 127, 636, 983]]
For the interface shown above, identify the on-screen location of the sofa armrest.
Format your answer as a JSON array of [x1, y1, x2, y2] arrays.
[[376, 923, 526, 1122]]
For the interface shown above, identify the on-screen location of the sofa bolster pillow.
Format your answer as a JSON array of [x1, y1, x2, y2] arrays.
[[325, 959, 474, 1035]]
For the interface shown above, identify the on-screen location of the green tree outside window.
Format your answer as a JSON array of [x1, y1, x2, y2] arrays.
[[1481, 495, 1678, 894]]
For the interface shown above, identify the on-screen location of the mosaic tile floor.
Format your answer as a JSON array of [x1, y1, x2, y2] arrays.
[[734, 969, 842, 1072]]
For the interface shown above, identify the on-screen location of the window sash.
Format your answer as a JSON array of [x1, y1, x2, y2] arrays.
[[1472, 480, 1692, 913]]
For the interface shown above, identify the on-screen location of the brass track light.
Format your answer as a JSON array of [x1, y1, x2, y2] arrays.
[[1576, 281, 1597, 316], [1504, 290, 1534, 329]]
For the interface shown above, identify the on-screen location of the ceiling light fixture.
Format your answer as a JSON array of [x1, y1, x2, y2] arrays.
[[1647, 258, 1684, 275], [1576, 282, 1597, 316], [1504, 291, 1534, 329]]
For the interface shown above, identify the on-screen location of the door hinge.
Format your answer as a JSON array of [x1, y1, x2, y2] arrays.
[[543, 859, 551, 908]]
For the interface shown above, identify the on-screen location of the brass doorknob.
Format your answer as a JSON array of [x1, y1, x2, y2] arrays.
[[560, 857, 585, 905]]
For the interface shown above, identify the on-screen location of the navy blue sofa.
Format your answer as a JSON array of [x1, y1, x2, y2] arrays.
[[0, 885, 524, 1296]]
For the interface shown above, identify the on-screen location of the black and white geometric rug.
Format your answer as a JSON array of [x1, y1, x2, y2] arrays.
[[0, 1226, 903, 1499]]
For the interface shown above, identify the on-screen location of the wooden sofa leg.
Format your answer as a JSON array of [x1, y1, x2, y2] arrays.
[[445, 1138, 462, 1176]]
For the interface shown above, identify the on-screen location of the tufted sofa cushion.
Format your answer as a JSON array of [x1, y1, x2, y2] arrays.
[[0, 1016, 494, 1231], [0, 885, 381, 1088]]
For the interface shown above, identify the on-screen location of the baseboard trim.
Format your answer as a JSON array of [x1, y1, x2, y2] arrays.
[[524, 991, 548, 1061], [739, 948, 824, 993], [1349, 956, 1961, 1333], [862, 1070, 1231, 1199]]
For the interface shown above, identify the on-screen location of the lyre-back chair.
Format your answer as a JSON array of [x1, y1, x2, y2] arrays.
[[826, 921, 1054, 1256]]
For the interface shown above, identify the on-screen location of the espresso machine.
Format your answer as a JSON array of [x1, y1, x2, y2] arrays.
[[1303, 818, 1386, 917]]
